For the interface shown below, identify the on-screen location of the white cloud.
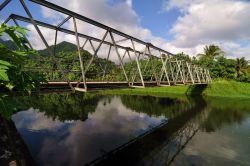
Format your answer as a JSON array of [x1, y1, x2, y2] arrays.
[[12, 108, 64, 131], [23, 0, 250, 60], [27, 0, 165, 61], [13, 96, 165, 165], [126, 0, 132, 7], [42, 0, 140, 38], [24, 0, 199, 59], [163, 0, 250, 59]]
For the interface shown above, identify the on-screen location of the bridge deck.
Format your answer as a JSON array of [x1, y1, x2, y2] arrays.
[[41, 81, 208, 91]]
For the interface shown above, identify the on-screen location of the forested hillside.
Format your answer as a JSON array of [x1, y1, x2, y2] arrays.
[[38, 41, 77, 55], [27, 41, 161, 82], [1, 38, 250, 83], [28, 41, 119, 81]]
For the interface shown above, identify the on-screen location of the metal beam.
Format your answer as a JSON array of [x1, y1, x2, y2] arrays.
[[3, 16, 11, 24], [186, 62, 194, 84], [84, 31, 108, 74], [131, 41, 146, 87], [30, 0, 175, 56], [53, 16, 71, 56], [159, 51, 170, 86], [57, 16, 71, 28], [73, 17, 87, 90], [147, 47, 159, 84], [9, 14, 157, 58], [0, 0, 11, 11], [115, 38, 129, 44], [1, 1, 212, 88], [19, 0, 52, 55], [109, 31, 129, 84]]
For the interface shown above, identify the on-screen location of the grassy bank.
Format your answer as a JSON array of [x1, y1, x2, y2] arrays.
[[202, 80, 250, 98], [97, 80, 250, 98]]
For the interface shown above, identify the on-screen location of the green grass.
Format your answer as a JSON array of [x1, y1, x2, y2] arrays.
[[96, 80, 250, 98], [203, 80, 250, 98], [96, 86, 189, 98]]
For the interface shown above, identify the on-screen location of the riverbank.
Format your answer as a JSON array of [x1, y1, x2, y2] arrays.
[[97, 80, 250, 98]]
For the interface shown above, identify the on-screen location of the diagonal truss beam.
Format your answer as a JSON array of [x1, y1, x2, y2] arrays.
[[19, 0, 53, 55], [7, 14, 158, 59], [0, 0, 211, 91], [30, 0, 174, 56], [0, 0, 11, 11]]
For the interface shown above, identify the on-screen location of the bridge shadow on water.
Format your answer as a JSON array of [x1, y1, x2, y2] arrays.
[[2, 89, 249, 166], [0, 90, 209, 166], [88, 95, 207, 166]]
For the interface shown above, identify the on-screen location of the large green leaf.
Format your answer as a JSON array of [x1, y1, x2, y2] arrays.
[[0, 65, 9, 70], [15, 26, 28, 36], [0, 69, 9, 81], [0, 59, 11, 67]]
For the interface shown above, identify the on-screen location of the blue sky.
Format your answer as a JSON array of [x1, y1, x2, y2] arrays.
[[1, 0, 179, 41], [1, 0, 250, 59], [1, 1, 41, 27], [132, 0, 179, 41]]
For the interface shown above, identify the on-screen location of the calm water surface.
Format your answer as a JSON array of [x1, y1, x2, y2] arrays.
[[1, 93, 250, 165]]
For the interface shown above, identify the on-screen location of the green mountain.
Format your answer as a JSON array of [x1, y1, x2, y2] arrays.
[[29, 41, 118, 80], [38, 41, 77, 56], [0, 40, 86, 56]]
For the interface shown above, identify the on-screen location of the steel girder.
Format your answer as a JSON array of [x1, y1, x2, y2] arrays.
[[0, 0, 212, 91]]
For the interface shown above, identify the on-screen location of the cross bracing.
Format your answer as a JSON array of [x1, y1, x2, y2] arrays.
[[0, 0, 211, 92]]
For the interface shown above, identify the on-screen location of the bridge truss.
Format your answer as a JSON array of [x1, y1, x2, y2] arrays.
[[1, 0, 211, 92]]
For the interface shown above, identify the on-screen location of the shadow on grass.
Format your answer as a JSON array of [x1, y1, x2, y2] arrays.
[[186, 84, 208, 96]]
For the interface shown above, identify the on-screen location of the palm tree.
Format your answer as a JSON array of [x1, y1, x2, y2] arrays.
[[198, 45, 224, 60], [235, 57, 248, 78]]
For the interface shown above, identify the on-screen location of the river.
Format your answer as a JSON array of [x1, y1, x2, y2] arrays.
[[0, 92, 250, 166]]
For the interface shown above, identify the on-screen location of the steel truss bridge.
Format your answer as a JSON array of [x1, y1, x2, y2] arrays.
[[1, 0, 211, 92]]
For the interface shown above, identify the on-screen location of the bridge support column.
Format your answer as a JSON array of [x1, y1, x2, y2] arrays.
[[207, 69, 212, 83], [109, 31, 130, 85], [186, 62, 195, 84], [159, 52, 171, 86], [194, 65, 201, 84], [130, 40, 145, 88], [147, 46, 160, 85], [173, 60, 185, 85], [73, 17, 87, 92]]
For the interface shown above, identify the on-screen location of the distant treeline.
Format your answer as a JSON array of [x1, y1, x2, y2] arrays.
[[1, 35, 250, 83]]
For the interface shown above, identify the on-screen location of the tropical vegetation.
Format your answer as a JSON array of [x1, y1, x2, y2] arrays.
[[0, 24, 250, 93], [0, 24, 45, 92], [193, 45, 250, 82]]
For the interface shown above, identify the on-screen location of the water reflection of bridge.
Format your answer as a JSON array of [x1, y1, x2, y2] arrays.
[[1, 93, 209, 166], [1, 93, 248, 165], [88, 97, 208, 166], [1, 0, 211, 92]]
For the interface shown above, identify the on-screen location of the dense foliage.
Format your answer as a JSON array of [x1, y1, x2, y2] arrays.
[[194, 45, 250, 82], [1, 24, 249, 86], [21, 43, 250, 83], [0, 24, 45, 92]]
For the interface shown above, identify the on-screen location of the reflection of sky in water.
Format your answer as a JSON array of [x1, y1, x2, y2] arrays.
[[172, 117, 250, 166], [12, 96, 166, 166]]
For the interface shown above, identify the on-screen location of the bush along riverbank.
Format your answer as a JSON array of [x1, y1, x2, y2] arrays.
[[97, 80, 250, 98]]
